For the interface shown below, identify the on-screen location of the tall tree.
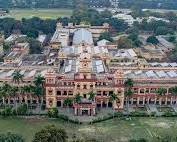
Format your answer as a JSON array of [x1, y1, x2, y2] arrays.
[[10, 86, 19, 113], [156, 88, 167, 110], [146, 36, 159, 45], [12, 70, 24, 84], [0, 83, 12, 106], [98, 32, 113, 42], [88, 91, 96, 102], [170, 86, 177, 96], [74, 93, 82, 104], [124, 79, 134, 115], [33, 74, 45, 113], [109, 93, 119, 118]]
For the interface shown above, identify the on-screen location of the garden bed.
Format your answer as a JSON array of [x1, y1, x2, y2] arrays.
[[157, 106, 174, 113]]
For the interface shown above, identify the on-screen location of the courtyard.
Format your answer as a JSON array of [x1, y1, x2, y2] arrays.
[[0, 117, 177, 142]]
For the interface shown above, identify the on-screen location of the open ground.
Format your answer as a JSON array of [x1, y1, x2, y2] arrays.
[[8, 9, 73, 20], [1, 117, 177, 142]]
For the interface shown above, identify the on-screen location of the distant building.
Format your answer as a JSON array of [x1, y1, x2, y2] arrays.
[[50, 22, 109, 49], [97, 39, 117, 49], [136, 45, 166, 61], [37, 34, 47, 45], [156, 36, 175, 52], [50, 23, 70, 49], [73, 28, 94, 46], [4, 42, 29, 64], [113, 13, 142, 26], [147, 16, 170, 23], [0, 10, 7, 18], [109, 49, 138, 67], [5, 34, 27, 43], [0, 45, 3, 56]]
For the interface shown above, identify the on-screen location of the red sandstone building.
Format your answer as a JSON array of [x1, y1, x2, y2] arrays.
[[44, 26, 177, 115], [0, 24, 177, 116]]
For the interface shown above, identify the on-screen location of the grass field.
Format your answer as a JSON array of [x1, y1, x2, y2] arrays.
[[1, 117, 177, 142], [8, 9, 73, 20]]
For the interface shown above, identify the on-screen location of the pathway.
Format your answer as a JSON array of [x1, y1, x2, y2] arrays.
[[58, 108, 114, 123], [171, 105, 177, 112], [147, 104, 160, 115]]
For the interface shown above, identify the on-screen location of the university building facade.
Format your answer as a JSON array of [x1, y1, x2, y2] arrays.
[[1, 23, 177, 116], [44, 25, 177, 116]]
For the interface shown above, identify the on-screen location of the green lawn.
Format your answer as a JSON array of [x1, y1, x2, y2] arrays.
[[8, 9, 73, 20], [0, 117, 177, 142]]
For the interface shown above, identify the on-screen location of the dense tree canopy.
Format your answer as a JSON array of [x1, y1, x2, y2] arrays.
[[117, 37, 133, 49], [146, 36, 159, 45], [133, 19, 177, 36], [0, 8, 128, 38], [0, 17, 57, 38], [1, 0, 177, 9], [32, 125, 67, 142], [99, 32, 113, 42], [0, 132, 24, 142], [119, 0, 177, 10]]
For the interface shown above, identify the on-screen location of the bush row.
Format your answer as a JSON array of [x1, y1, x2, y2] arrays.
[[47, 108, 81, 124]]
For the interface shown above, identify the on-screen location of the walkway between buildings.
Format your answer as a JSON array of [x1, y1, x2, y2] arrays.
[[171, 105, 177, 112], [147, 104, 160, 115]]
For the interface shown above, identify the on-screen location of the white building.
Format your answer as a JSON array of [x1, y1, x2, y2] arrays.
[[113, 13, 141, 26], [50, 23, 70, 49], [147, 16, 170, 23], [5, 34, 27, 43], [37, 34, 47, 45]]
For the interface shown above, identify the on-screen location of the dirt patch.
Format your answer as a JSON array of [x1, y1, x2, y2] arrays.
[[24, 117, 47, 124], [78, 127, 96, 133], [154, 122, 171, 128], [145, 121, 171, 129]]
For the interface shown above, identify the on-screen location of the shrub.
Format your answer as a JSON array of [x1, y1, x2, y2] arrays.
[[47, 108, 58, 118], [129, 138, 148, 142], [130, 111, 148, 117], [149, 112, 156, 117], [163, 111, 177, 117], [17, 104, 28, 115], [1, 106, 13, 117]]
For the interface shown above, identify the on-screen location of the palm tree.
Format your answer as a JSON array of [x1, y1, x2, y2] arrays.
[[109, 93, 119, 118], [64, 98, 73, 113], [125, 89, 134, 115], [124, 79, 134, 115], [20, 85, 35, 114], [124, 78, 134, 89], [64, 98, 73, 107], [156, 88, 167, 111], [74, 94, 82, 104], [34, 74, 45, 87], [0, 86, 3, 106], [156, 88, 167, 96], [12, 70, 24, 84], [170, 86, 177, 96], [88, 91, 96, 102], [10, 86, 19, 113], [33, 85, 44, 113], [1, 83, 12, 107], [33, 75, 45, 113]]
